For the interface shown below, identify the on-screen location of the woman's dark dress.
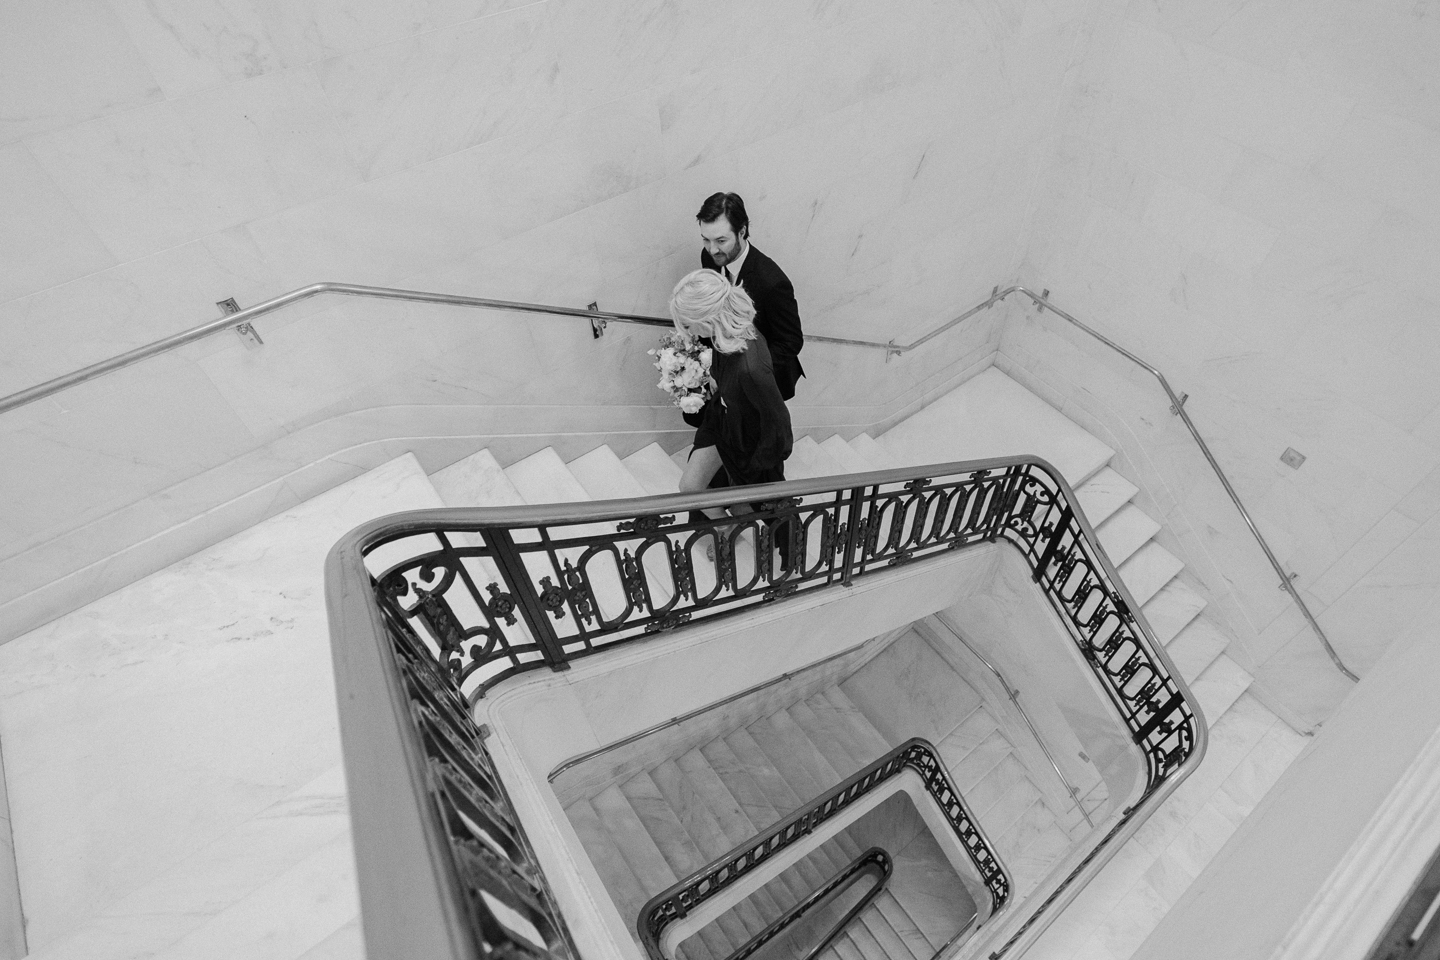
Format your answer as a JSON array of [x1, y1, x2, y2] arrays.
[[691, 332, 793, 485]]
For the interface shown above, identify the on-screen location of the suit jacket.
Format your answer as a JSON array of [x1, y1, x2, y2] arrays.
[[702, 244, 805, 400]]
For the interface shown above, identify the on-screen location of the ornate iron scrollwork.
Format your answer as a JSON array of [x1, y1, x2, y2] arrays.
[[617, 514, 675, 533], [536, 576, 568, 620]]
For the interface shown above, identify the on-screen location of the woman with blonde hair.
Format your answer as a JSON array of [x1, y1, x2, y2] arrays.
[[670, 269, 793, 514]]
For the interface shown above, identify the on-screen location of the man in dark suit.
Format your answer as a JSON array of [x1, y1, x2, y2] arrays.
[[697, 192, 805, 401]]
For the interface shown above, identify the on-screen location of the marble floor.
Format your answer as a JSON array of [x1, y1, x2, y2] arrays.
[[0, 454, 443, 959]]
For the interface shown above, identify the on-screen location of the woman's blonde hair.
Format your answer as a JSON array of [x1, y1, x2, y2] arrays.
[[669, 269, 758, 354]]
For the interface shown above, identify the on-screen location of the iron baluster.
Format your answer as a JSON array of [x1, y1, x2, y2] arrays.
[[839, 484, 866, 586], [1031, 505, 1074, 585], [485, 527, 571, 671]]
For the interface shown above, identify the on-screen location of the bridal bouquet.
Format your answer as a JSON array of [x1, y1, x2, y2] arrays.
[[649, 333, 713, 414]]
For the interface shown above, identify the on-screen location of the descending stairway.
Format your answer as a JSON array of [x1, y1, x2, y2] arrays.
[[0, 365, 1308, 960], [561, 680, 978, 960]]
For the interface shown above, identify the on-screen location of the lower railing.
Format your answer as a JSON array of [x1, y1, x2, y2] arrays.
[[325, 455, 1207, 960], [721, 847, 891, 960], [638, 739, 1006, 960]]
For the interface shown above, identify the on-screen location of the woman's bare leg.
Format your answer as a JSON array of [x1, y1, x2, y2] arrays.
[[680, 445, 728, 520]]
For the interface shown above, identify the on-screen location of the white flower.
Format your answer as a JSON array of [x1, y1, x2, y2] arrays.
[[679, 393, 706, 414]]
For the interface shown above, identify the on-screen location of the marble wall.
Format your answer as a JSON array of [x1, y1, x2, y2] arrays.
[[1006, 0, 1440, 725], [0, 0, 1092, 643]]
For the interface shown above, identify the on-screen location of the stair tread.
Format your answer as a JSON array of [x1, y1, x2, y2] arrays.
[[887, 834, 978, 949], [789, 699, 863, 778], [1073, 466, 1138, 527], [1118, 541, 1185, 606], [967, 754, 1031, 821], [564, 799, 652, 930], [504, 446, 592, 504], [819, 435, 876, 474], [839, 630, 983, 748], [832, 934, 868, 960], [567, 446, 651, 501], [820, 687, 894, 759], [846, 913, 891, 960], [995, 798, 1058, 863], [672, 444, 693, 470], [1165, 615, 1231, 685], [873, 889, 936, 958], [788, 435, 849, 480], [723, 728, 806, 815], [876, 368, 1114, 487], [847, 434, 897, 469], [981, 775, 1045, 842], [1095, 503, 1161, 567], [590, 785, 679, 894], [753, 711, 843, 800], [623, 442, 684, 495], [621, 770, 752, 949], [1142, 578, 1208, 646], [935, 706, 999, 772], [949, 728, 1011, 793], [1010, 820, 1072, 894], [860, 900, 919, 960], [1191, 653, 1253, 723], [429, 447, 526, 508]]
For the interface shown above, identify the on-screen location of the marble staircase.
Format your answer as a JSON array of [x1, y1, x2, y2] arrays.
[[0, 365, 1310, 960], [557, 634, 1078, 960]]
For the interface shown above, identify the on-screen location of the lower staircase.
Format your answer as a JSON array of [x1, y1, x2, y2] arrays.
[[0, 366, 1309, 960]]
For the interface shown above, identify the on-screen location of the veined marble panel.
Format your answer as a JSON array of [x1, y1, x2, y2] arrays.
[[0, 144, 115, 304], [26, 68, 361, 262], [0, 454, 440, 948], [313, 6, 563, 180], [1314, 109, 1440, 224], [0, 0, 162, 144]]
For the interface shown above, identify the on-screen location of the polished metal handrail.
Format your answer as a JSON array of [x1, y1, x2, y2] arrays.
[[0, 281, 899, 416], [5, 275, 1354, 683], [1003, 286, 1359, 684], [936, 619, 1095, 830]]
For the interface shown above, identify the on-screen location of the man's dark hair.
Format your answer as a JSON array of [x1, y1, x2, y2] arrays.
[[696, 192, 749, 238]]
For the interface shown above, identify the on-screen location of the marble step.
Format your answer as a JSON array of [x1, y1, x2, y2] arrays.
[[505, 447, 592, 504], [788, 698, 864, 778], [872, 887, 937, 958], [847, 434, 898, 469], [1095, 504, 1161, 567], [622, 442, 684, 495], [935, 706, 1001, 773], [787, 436, 848, 481], [838, 629, 984, 748], [0, 454, 446, 960], [746, 712, 844, 807], [650, 759, 780, 935], [430, 447, 526, 507], [876, 368, 1114, 488], [564, 798, 653, 942], [820, 435, 876, 474], [1142, 578, 1209, 646], [1190, 654, 1254, 724], [1073, 466, 1139, 528], [567, 445, 651, 502], [1165, 615, 1231, 687], [1118, 541, 1185, 606], [820, 686, 895, 760], [857, 899, 922, 960], [618, 772, 750, 950]]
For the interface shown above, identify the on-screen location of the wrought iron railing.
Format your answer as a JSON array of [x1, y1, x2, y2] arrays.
[[638, 739, 1005, 960], [327, 453, 1206, 960], [718, 846, 892, 960]]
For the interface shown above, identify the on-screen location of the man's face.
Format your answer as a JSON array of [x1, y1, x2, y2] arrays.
[[700, 217, 746, 268]]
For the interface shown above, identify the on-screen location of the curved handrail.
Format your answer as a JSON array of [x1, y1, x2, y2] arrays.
[[718, 847, 893, 960], [638, 740, 1002, 960], [328, 452, 1208, 960], [5, 275, 1353, 683]]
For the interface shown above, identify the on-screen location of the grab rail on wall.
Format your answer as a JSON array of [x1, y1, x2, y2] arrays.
[[0, 279, 1356, 682]]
